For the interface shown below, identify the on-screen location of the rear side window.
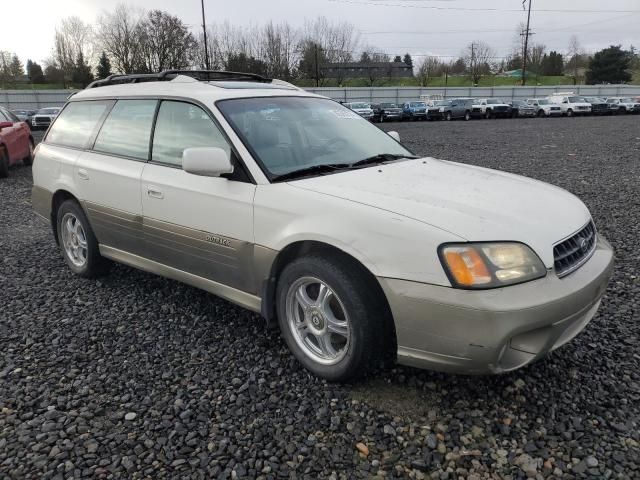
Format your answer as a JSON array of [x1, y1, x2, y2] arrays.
[[93, 100, 157, 160], [47, 101, 110, 148], [151, 101, 230, 167]]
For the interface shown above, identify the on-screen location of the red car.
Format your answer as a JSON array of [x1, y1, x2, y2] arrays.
[[0, 106, 34, 178]]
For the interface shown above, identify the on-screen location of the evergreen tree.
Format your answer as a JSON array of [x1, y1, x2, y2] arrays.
[[393, 55, 402, 63], [586, 45, 632, 84], [541, 51, 564, 76], [72, 51, 94, 87], [9, 55, 23, 81], [96, 51, 112, 79], [26, 60, 46, 83], [403, 53, 413, 68]]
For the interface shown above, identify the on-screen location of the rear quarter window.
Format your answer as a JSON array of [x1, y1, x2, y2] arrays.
[[46, 101, 111, 149]]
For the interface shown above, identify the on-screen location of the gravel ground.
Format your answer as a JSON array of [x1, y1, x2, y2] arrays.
[[1, 118, 639, 479]]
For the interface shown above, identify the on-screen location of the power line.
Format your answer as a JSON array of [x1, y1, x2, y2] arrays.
[[521, 0, 533, 85], [328, 0, 640, 13]]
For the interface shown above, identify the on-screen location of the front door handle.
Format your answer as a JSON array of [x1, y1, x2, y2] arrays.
[[77, 168, 89, 180], [147, 186, 164, 199]]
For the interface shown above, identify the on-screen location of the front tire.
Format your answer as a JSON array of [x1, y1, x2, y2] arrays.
[[56, 200, 109, 278], [276, 255, 389, 382], [464, 111, 471, 121], [566, 109, 574, 117], [445, 111, 452, 121]]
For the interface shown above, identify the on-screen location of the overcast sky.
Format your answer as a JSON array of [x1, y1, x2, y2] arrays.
[[3, 0, 639, 65]]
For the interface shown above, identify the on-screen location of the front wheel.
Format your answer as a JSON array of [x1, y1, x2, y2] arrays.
[[464, 111, 471, 121], [566, 109, 574, 117], [276, 255, 390, 381], [57, 200, 110, 278], [445, 111, 452, 121]]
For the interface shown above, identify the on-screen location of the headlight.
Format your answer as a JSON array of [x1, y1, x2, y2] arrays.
[[439, 242, 546, 289]]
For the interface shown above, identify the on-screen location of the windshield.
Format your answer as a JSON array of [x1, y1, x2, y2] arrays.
[[536, 99, 549, 105], [38, 108, 60, 114], [620, 98, 633, 103], [568, 97, 586, 103], [435, 100, 450, 106], [380, 103, 397, 108], [218, 97, 412, 179], [350, 103, 370, 109], [486, 99, 503, 104], [410, 102, 426, 107]]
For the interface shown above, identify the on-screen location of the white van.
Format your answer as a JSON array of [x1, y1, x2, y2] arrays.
[[547, 93, 592, 116]]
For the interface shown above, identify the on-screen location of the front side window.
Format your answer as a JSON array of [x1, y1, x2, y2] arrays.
[[46, 101, 110, 148], [217, 97, 412, 179], [152, 101, 230, 167], [93, 100, 156, 160]]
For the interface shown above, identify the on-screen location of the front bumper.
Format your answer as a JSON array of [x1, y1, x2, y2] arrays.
[[379, 236, 614, 374]]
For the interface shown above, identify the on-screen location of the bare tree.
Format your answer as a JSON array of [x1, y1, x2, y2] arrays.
[[136, 10, 196, 72], [464, 41, 494, 85], [96, 4, 144, 74], [260, 21, 299, 79], [416, 56, 441, 86], [567, 35, 584, 83], [53, 17, 93, 85], [303, 17, 359, 64]]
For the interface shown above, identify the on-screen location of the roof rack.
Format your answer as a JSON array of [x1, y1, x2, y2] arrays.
[[86, 70, 273, 89]]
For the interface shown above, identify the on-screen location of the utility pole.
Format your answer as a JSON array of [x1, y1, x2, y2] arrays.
[[314, 44, 320, 87], [521, 0, 533, 86], [470, 42, 476, 86], [200, 0, 210, 70]]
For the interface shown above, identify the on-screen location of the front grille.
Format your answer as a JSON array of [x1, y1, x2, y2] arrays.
[[553, 221, 597, 277], [34, 116, 51, 123], [550, 107, 560, 111]]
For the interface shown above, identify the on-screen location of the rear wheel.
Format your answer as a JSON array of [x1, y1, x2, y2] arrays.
[[566, 109, 574, 117], [57, 200, 110, 278], [276, 255, 390, 381], [23, 139, 34, 166], [0, 148, 8, 178], [485, 110, 492, 119]]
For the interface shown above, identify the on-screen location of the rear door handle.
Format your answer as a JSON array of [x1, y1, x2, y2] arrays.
[[147, 186, 164, 199], [77, 168, 89, 180]]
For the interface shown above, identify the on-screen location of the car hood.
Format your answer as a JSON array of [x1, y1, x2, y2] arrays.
[[289, 158, 591, 267]]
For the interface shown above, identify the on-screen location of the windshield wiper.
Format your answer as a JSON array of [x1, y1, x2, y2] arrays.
[[271, 154, 418, 182], [349, 153, 418, 168], [271, 163, 351, 182]]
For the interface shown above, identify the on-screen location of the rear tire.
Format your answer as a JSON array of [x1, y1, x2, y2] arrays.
[[0, 148, 8, 178], [23, 139, 34, 166], [276, 254, 390, 382], [56, 200, 110, 278], [445, 111, 452, 121]]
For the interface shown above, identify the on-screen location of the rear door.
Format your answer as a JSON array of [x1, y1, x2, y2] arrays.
[[74, 99, 157, 256], [141, 100, 256, 293]]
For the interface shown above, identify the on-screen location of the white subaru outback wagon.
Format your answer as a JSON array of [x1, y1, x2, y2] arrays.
[[32, 70, 614, 381]]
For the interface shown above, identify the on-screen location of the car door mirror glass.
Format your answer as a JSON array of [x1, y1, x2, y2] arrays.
[[387, 131, 400, 142], [182, 147, 234, 177]]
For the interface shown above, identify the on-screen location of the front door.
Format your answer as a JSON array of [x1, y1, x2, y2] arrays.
[[140, 100, 256, 293]]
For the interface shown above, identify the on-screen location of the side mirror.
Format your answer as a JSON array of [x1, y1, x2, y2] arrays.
[[182, 147, 233, 177], [0, 121, 13, 130], [387, 131, 400, 142]]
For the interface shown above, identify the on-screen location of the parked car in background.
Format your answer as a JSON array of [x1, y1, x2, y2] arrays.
[[0, 106, 34, 177], [31, 107, 62, 130], [428, 100, 449, 120], [11, 109, 37, 127], [606, 97, 640, 114], [31, 70, 614, 381], [474, 98, 512, 119], [526, 98, 563, 117], [443, 98, 474, 121], [547, 94, 591, 117], [372, 102, 403, 122], [344, 102, 374, 121], [402, 101, 428, 121], [510, 100, 536, 118], [583, 97, 609, 116]]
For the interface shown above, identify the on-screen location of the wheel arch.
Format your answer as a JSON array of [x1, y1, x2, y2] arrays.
[[50, 189, 81, 245], [260, 239, 397, 356]]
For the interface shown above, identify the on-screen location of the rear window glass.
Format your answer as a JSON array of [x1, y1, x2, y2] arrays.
[[93, 100, 157, 160], [46, 101, 110, 148]]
